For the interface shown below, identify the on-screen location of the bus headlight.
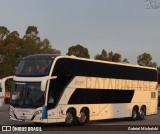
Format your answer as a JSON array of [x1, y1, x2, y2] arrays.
[[34, 110, 42, 116], [31, 110, 43, 120], [10, 108, 15, 114]]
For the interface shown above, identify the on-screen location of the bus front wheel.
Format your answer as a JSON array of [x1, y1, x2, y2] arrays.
[[65, 108, 76, 126]]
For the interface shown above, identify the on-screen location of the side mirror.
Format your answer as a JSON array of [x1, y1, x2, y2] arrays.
[[51, 76, 57, 79], [41, 76, 57, 91]]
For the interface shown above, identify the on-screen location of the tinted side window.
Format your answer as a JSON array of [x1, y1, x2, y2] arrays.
[[53, 58, 157, 82], [68, 89, 134, 104]]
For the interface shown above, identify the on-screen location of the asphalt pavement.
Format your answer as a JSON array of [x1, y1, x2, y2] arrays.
[[0, 104, 160, 133]]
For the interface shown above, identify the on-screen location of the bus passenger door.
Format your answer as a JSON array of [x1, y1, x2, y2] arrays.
[[47, 94, 59, 123], [47, 79, 59, 123]]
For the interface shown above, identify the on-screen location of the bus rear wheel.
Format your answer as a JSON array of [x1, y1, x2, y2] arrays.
[[77, 108, 89, 126], [138, 106, 146, 120], [65, 108, 76, 126], [131, 107, 139, 121]]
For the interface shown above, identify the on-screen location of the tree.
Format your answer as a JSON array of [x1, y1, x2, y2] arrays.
[[112, 53, 121, 62], [95, 49, 108, 61], [108, 51, 113, 61], [137, 53, 157, 67], [95, 49, 122, 62], [66, 44, 90, 58], [40, 38, 61, 54], [123, 58, 129, 63], [25, 26, 39, 39], [0, 26, 9, 41], [150, 62, 157, 68], [22, 26, 61, 57], [0, 31, 21, 78], [22, 26, 41, 56], [0, 26, 10, 67]]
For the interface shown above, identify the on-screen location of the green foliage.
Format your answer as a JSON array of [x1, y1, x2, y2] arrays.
[[40, 38, 61, 54], [0, 26, 9, 40], [0, 26, 61, 78], [123, 58, 129, 63], [94, 49, 108, 61], [25, 26, 39, 39], [0, 29, 21, 78], [95, 49, 123, 62], [137, 53, 157, 67], [66, 44, 90, 58], [112, 53, 122, 62]]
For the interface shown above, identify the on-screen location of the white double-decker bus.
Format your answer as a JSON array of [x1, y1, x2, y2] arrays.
[[10, 54, 158, 125]]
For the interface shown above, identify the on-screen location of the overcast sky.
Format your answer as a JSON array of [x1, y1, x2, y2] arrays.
[[1, 0, 160, 65]]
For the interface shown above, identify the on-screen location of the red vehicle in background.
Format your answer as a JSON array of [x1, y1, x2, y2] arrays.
[[4, 92, 11, 103]]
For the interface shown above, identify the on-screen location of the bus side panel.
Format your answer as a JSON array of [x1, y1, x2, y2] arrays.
[[131, 91, 150, 103], [98, 104, 132, 120], [150, 100, 158, 115], [149, 90, 158, 115], [98, 104, 110, 120], [47, 108, 59, 123]]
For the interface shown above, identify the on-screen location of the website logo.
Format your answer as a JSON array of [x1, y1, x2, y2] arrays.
[[145, 0, 160, 9], [2, 126, 11, 131]]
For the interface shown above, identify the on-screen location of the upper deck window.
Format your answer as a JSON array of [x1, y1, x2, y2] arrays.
[[16, 59, 53, 77]]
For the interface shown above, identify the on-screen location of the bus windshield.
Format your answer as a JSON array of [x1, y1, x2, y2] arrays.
[[15, 59, 53, 77], [10, 82, 45, 108]]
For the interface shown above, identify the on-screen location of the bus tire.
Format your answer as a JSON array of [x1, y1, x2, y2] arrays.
[[131, 107, 139, 121], [77, 108, 89, 126], [65, 108, 76, 126], [138, 106, 146, 120]]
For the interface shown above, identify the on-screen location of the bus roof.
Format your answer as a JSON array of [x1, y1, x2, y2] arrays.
[[22, 54, 157, 71], [23, 54, 60, 60], [56, 55, 157, 71]]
